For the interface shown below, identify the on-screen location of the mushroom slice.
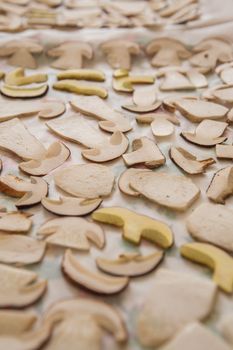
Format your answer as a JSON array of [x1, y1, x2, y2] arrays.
[[0, 234, 46, 265], [70, 95, 132, 133], [207, 166, 233, 204], [122, 101, 162, 113], [19, 142, 70, 176], [0, 212, 32, 234], [53, 80, 107, 99], [211, 85, 233, 105], [219, 314, 233, 346], [159, 0, 197, 17], [123, 86, 160, 113], [216, 144, 233, 159], [151, 116, 174, 136], [92, 207, 173, 248], [118, 168, 152, 196], [169, 146, 215, 174], [57, 69, 105, 82], [162, 94, 197, 112], [136, 111, 180, 125], [54, 164, 114, 199], [0, 310, 37, 335], [130, 172, 200, 211], [96, 251, 164, 277], [0, 175, 48, 207], [0, 84, 48, 99], [62, 250, 129, 295], [216, 62, 233, 85], [186, 203, 233, 252], [5, 68, 47, 86], [180, 242, 233, 293], [41, 196, 102, 216], [113, 70, 154, 93], [38, 217, 105, 250], [123, 137, 165, 169]]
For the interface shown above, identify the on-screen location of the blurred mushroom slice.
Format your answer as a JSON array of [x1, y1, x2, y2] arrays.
[[216, 144, 233, 159], [96, 251, 164, 277], [0, 175, 48, 207], [0, 310, 37, 335], [118, 168, 152, 196], [70, 95, 132, 133], [0, 234, 46, 265], [169, 146, 215, 174], [216, 62, 233, 84], [53, 80, 107, 99], [207, 166, 233, 204], [38, 217, 105, 250], [54, 164, 114, 199], [0, 84, 48, 99], [162, 95, 197, 112], [130, 172, 200, 211], [219, 314, 233, 346], [62, 250, 129, 294], [0, 263, 47, 307], [151, 116, 174, 136], [46, 115, 128, 162], [5, 68, 48, 86], [169, 3, 199, 24], [37, 0, 63, 7], [122, 87, 161, 113], [123, 137, 165, 169], [0, 212, 32, 234], [159, 0, 197, 17], [19, 142, 70, 176], [113, 69, 154, 93], [41, 197, 102, 216], [57, 69, 105, 82], [47, 42, 93, 70], [211, 85, 233, 105], [136, 111, 180, 125]]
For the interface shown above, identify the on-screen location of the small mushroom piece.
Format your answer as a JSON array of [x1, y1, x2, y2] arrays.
[[5, 68, 48, 86], [101, 40, 140, 70], [0, 175, 48, 207], [211, 85, 233, 105], [0, 84, 48, 99], [157, 66, 195, 91], [146, 38, 191, 67], [53, 80, 107, 99], [123, 137, 165, 169], [216, 62, 233, 84], [92, 207, 173, 248], [219, 314, 233, 346], [47, 42, 93, 70], [54, 164, 114, 199], [122, 87, 161, 113], [216, 144, 233, 159], [57, 69, 105, 82], [41, 197, 102, 216], [19, 142, 70, 176], [0, 310, 37, 335], [130, 172, 200, 211], [118, 168, 152, 196], [96, 251, 164, 277], [151, 116, 174, 136], [62, 250, 129, 295], [113, 70, 154, 93], [38, 217, 105, 250], [0, 212, 32, 234], [169, 146, 215, 174], [180, 242, 233, 293], [207, 167, 233, 204]]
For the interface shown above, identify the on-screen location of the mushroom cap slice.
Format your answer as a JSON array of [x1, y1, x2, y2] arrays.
[[0, 310, 37, 335], [0, 212, 32, 234], [136, 111, 180, 125], [0, 84, 48, 99], [92, 207, 173, 248], [62, 250, 129, 295], [207, 166, 233, 204], [5, 68, 48, 86], [216, 144, 233, 159], [41, 196, 102, 216], [96, 251, 164, 277], [151, 116, 174, 136], [38, 217, 105, 250], [130, 172, 200, 211], [54, 163, 114, 199], [0, 234, 46, 265], [118, 168, 152, 196], [122, 101, 162, 113], [169, 146, 215, 174], [19, 142, 70, 176], [216, 62, 233, 85], [53, 80, 108, 99]]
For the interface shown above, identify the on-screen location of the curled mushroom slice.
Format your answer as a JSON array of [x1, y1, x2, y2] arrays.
[[162, 95, 197, 112], [70, 95, 132, 133], [0, 212, 32, 234], [5, 68, 48, 86], [118, 168, 152, 196], [216, 144, 233, 159], [216, 62, 233, 85], [207, 166, 233, 204], [19, 142, 70, 176], [38, 217, 105, 250], [123, 137, 165, 169], [170, 146, 215, 174], [0, 84, 48, 99], [113, 70, 154, 93], [62, 250, 129, 295], [41, 197, 102, 216], [53, 80, 107, 99], [0, 175, 48, 207], [57, 69, 105, 82], [0, 310, 37, 335]]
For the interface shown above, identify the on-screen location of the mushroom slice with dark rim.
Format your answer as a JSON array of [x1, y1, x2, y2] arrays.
[[0, 84, 49, 99], [207, 166, 233, 204], [0, 310, 37, 335], [216, 144, 233, 159]]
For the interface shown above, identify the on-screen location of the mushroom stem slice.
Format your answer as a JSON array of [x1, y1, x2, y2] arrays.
[[0, 212, 32, 234], [207, 166, 233, 204], [5, 67, 48, 86], [0, 84, 48, 98], [53, 80, 108, 99], [57, 69, 105, 82], [118, 168, 152, 197]]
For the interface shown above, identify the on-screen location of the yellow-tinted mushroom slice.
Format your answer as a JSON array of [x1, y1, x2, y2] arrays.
[[53, 80, 107, 99], [57, 69, 105, 82], [5, 68, 47, 86], [0, 84, 48, 99], [113, 70, 154, 93]]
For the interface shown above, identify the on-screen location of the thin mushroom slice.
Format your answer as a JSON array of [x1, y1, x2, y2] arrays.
[[62, 250, 129, 295], [169, 146, 215, 174], [38, 217, 105, 250], [5, 68, 47, 86], [162, 95, 197, 113], [216, 62, 233, 85], [0, 212, 32, 234], [211, 85, 233, 105], [151, 116, 174, 136], [122, 87, 161, 113], [41, 196, 102, 216], [136, 111, 180, 125], [156, 67, 203, 91], [0, 310, 37, 335], [19, 142, 70, 176], [122, 100, 162, 113], [118, 168, 152, 196], [207, 166, 233, 204], [123, 137, 165, 169], [216, 144, 233, 159], [0, 84, 48, 99], [53, 80, 108, 99], [57, 69, 105, 82], [159, 0, 197, 17], [113, 70, 154, 93]]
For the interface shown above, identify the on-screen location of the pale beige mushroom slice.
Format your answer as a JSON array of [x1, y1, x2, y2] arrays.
[[207, 167, 233, 204], [169, 146, 215, 174], [216, 144, 233, 159], [219, 314, 233, 346], [130, 171, 200, 211], [54, 164, 114, 199], [159, 0, 197, 17], [70, 95, 132, 133], [38, 217, 105, 250], [47, 42, 93, 70], [158, 67, 194, 91], [0, 39, 43, 69], [0, 212, 32, 234], [0, 234, 46, 265], [5, 68, 48, 86], [0, 84, 48, 99], [46, 115, 128, 162], [0, 310, 37, 335], [41, 196, 102, 216], [19, 142, 70, 176], [118, 168, 152, 196], [211, 85, 233, 105], [162, 95, 197, 113], [137, 269, 216, 347], [151, 116, 174, 136], [123, 137, 165, 169], [216, 62, 233, 85], [122, 87, 161, 113], [186, 203, 233, 252], [0, 175, 48, 207], [37, 0, 62, 7], [62, 250, 129, 294], [53, 80, 108, 99], [136, 111, 180, 125]]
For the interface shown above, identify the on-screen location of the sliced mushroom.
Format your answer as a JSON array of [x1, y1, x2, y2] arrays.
[[136, 111, 180, 125], [123, 137, 165, 168], [0, 175, 48, 207], [0, 310, 37, 335], [170, 146, 215, 174], [5, 68, 47, 86], [0, 212, 32, 234], [38, 217, 105, 250], [162, 94, 197, 112], [37, 0, 63, 7], [207, 167, 233, 204], [210, 85, 233, 105], [129, 172, 200, 211], [159, 0, 197, 17], [216, 62, 233, 85], [70, 95, 132, 133], [47, 42, 93, 70], [151, 116, 175, 136], [53, 80, 107, 99], [54, 164, 114, 199], [118, 168, 152, 196], [41, 196, 102, 216], [57, 69, 105, 82], [113, 69, 154, 93], [19, 142, 70, 176], [219, 314, 233, 346], [0, 84, 48, 99], [122, 87, 161, 113], [216, 144, 233, 159]]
